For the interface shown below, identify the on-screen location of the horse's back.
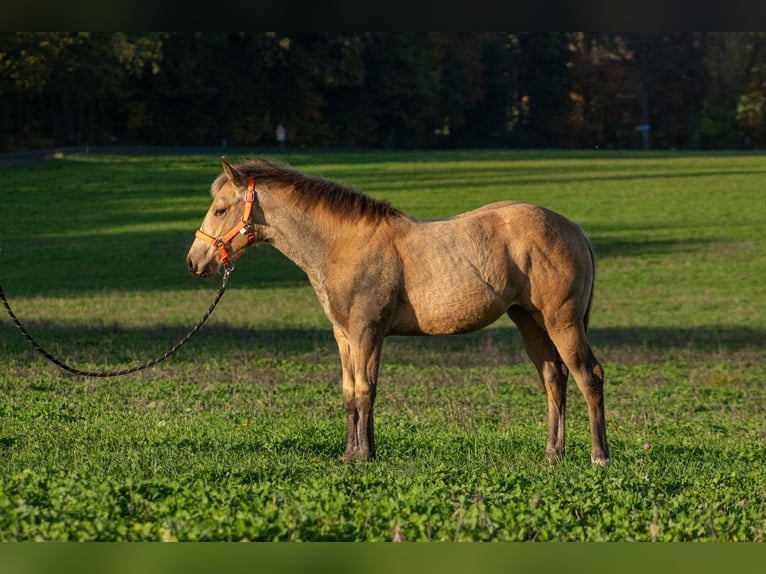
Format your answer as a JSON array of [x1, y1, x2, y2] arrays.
[[403, 200, 590, 275]]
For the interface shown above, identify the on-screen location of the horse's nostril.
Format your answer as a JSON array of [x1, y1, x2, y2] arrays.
[[187, 257, 196, 274]]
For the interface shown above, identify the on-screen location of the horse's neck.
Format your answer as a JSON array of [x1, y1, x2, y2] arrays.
[[264, 204, 335, 280]]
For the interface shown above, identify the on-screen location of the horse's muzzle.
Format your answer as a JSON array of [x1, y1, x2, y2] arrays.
[[187, 254, 216, 277]]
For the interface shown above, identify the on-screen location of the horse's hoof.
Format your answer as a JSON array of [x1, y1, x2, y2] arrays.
[[545, 449, 564, 465]]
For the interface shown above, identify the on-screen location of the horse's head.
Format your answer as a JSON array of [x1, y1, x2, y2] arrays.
[[187, 157, 262, 277]]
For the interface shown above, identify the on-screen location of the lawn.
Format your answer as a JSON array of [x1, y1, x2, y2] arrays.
[[0, 149, 764, 541]]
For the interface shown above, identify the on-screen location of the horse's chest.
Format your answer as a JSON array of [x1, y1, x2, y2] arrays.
[[307, 262, 397, 330]]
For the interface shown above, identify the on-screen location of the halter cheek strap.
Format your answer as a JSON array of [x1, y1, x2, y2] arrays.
[[195, 176, 257, 269]]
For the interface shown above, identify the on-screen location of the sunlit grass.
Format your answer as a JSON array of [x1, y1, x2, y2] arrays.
[[1, 150, 765, 540]]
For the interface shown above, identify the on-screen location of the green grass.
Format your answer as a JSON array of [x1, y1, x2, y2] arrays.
[[1, 150, 765, 541]]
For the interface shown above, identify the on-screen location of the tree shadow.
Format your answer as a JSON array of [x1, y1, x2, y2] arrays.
[[2, 321, 762, 376], [589, 234, 715, 260], [579, 216, 725, 260], [0, 233, 309, 297], [589, 326, 764, 354], [2, 218, 720, 300], [4, 150, 745, 296]]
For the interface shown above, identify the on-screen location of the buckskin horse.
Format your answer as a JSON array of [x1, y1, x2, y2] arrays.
[[187, 158, 610, 466]]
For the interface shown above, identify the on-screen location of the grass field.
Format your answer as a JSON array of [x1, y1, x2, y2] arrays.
[[0, 149, 765, 541]]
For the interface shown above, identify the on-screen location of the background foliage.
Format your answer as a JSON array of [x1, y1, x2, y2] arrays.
[[4, 33, 766, 151]]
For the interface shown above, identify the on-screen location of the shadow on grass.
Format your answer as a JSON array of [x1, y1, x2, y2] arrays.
[[2, 322, 763, 374], [589, 326, 764, 353], [590, 235, 715, 260], [1, 226, 719, 297], [0, 235, 309, 296]]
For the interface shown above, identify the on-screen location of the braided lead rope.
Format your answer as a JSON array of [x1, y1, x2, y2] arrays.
[[0, 268, 231, 378]]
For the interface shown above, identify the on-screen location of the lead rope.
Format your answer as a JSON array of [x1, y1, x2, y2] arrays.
[[0, 267, 232, 378]]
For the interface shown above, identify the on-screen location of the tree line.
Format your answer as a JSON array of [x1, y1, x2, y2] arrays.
[[3, 32, 766, 152]]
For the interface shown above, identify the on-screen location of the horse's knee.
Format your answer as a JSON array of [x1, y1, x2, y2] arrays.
[[582, 357, 605, 399], [354, 390, 372, 414]]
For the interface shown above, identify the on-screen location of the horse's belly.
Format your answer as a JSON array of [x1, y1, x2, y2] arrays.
[[392, 220, 523, 335], [391, 288, 512, 336]]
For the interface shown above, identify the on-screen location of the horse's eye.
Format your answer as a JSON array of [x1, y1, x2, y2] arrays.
[[214, 207, 226, 216]]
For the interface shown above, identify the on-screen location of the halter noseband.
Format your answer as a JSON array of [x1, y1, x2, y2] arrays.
[[194, 176, 257, 269]]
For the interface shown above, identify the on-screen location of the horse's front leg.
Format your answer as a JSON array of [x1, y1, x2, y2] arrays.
[[333, 324, 382, 462], [334, 327, 357, 462]]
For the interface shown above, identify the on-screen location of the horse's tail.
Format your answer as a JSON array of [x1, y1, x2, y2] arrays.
[[584, 238, 595, 333]]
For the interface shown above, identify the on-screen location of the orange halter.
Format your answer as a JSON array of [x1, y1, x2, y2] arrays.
[[194, 176, 257, 269]]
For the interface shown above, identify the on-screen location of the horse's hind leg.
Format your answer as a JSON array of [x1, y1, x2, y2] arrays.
[[508, 306, 570, 464], [546, 324, 610, 466]]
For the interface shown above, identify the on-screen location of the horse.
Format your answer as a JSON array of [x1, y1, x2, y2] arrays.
[[187, 158, 610, 466]]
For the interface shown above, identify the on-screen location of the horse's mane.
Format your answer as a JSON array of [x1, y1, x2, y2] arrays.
[[213, 159, 402, 223]]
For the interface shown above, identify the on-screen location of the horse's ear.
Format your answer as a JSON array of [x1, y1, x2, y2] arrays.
[[221, 157, 244, 188]]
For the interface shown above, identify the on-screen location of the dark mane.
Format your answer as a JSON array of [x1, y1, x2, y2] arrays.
[[215, 159, 402, 223]]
